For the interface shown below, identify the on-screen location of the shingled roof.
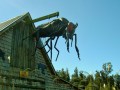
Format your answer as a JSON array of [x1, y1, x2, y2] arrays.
[[0, 12, 35, 36], [0, 15, 22, 31]]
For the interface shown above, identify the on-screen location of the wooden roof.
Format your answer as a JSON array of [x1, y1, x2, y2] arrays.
[[0, 15, 23, 31], [0, 12, 35, 35]]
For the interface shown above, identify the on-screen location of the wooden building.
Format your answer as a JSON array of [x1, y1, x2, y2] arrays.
[[0, 13, 79, 90]]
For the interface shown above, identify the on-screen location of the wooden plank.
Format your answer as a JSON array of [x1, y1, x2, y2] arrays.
[[0, 82, 45, 90], [0, 69, 45, 82]]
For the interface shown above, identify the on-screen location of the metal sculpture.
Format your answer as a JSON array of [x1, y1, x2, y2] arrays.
[[24, 12, 80, 61], [32, 17, 80, 61]]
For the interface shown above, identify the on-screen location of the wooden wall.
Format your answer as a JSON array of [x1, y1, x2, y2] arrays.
[[10, 18, 35, 69], [0, 28, 13, 63], [0, 16, 46, 90]]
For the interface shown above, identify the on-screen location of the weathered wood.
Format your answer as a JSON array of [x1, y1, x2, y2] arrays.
[[0, 73, 45, 83], [31, 12, 59, 23], [0, 82, 45, 90], [10, 19, 35, 69]]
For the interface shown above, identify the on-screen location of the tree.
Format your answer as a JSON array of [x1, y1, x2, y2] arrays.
[[73, 67, 79, 78], [57, 68, 66, 80], [114, 74, 120, 89], [100, 62, 114, 90], [102, 62, 113, 76], [78, 71, 87, 89], [71, 67, 79, 87], [108, 75, 114, 87], [101, 62, 113, 84], [79, 71, 86, 81], [65, 68, 70, 82], [94, 71, 101, 89], [86, 75, 94, 83], [57, 68, 70, 82]]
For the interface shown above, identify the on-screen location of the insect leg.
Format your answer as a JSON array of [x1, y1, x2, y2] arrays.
[[74, 34, 80, 60], [45, 38, 51, 53], [71, 39, 73, 47], [50, 39, 52, 60], [66, 32, 70, 52], [54, 37, 59, 61], [67, 39, 69, 52], [49, 37, 56, 60]]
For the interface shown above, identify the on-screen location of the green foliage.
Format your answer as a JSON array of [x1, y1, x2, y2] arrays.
[[78, 71, 87, 89], [100, 70, 107, 84], [71, 67, 79, 87], [114, 74, 120, 89], [74, 67, 79, 78], [57, 68, 70, 82], [56, 62, 119, 90], [94, 71, 101, 89], [102, 62, 113, 76], [86, 75, 94, 83], [66, 68, 70, 82], [108, 75, 114, 86]]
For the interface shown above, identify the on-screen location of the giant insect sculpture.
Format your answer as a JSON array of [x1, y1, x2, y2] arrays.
[[24, 12, 80, 61], [33, 18, 80, 61]]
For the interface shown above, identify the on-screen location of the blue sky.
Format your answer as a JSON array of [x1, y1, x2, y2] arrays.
[[0, 0, 120, 75]]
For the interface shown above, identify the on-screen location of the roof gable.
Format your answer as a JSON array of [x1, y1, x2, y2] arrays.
[[0, 12, 35, 35], [0, 13, 29, 31], [0, 15, 22, 31]]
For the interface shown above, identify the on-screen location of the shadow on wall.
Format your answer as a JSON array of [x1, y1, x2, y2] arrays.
[[0, 49, 5, 61]]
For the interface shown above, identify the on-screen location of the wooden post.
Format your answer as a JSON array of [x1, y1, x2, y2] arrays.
[[31, 12, 59, 23]]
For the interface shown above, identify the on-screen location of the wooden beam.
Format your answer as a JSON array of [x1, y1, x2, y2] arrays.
[[31, 12, 59, 23], [0, 73, 45, 83], [0, 82, 45, 89]]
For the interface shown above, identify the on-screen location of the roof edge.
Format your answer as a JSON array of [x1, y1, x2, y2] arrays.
[[40, 48, 57, 75], [0, 12, 35, 36]]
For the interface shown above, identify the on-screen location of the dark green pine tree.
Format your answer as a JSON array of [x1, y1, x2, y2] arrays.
[[65, 68, 70, 82], [57, 68, 70, 82], [71, 67, 79, 87], [78, 71, 87, 89], [94, 71, 101, 89], [86, 74, 94, 84], [108, 75, 114, 87], [114, 74, 120, 89], [59, 68, 66, 80]]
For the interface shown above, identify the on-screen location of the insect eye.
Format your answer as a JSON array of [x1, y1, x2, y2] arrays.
[[67, 22, 74, 32]]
